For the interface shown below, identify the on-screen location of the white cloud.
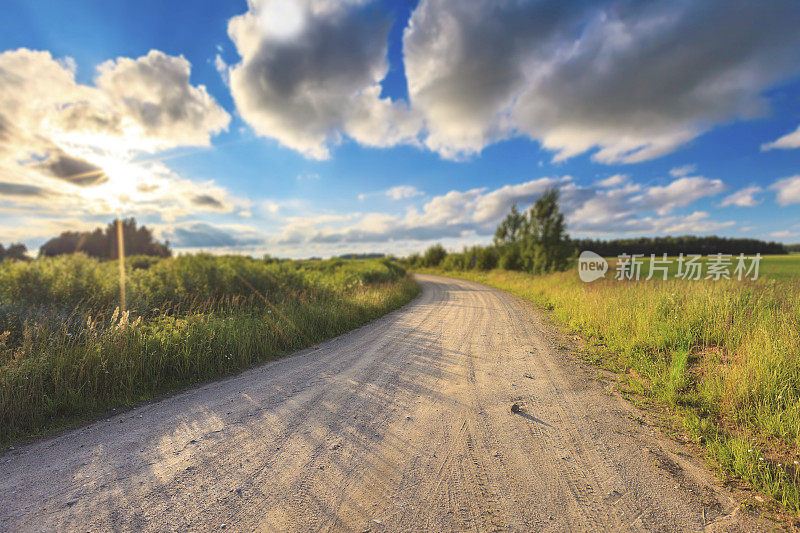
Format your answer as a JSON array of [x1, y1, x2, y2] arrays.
[[597, 174, 627, 188], [358, 185, 425, 201], [669, 165, 697, 178], [720, 186, 762, 207], [0, 216, 100, 243], [94, 50, 230, 149], [633, 177, 725, 215], [567, 186, 638, 231], [770, 176, 800, 206], [271, 174, 734, 248], [762, 125, 800, 151], [214, 54, 230, 85], [642, 211, 734, 235], [404, 1, 800, 163], [0, 48, 237, 223], [220, 1, 800, 163], [227, 0, 421, 159], [471, 177, 572, 223], [386, 185, 423, 200]]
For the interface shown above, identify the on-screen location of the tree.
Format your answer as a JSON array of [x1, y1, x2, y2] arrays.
[[472, 245, 498, 270], [405, 252, 422, 268], [494, 188, 573, 274], [422, 244, 447, 267], [494, 204, 526, 270], [522, 188, 572, 274], [39, 218, 171, 259], [0, 242, 28, 261], [494, 204, 525, 247]]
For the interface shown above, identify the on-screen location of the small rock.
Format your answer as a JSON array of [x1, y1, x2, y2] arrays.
[[510, 403, 521, 413]]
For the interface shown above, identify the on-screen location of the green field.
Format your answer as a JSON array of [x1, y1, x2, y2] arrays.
[[600, 253, 800, 281], [418, 257, 800, 512], [0, 254, 419, 444]]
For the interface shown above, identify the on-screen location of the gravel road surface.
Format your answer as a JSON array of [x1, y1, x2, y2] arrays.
[[0, 275, 765, 531]]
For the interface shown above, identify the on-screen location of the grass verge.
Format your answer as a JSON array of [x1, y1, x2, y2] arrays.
[[416, 267, 800, 515], [0, 255, 419, 445]]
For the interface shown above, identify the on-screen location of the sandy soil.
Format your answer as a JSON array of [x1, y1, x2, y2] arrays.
[[0, 275, 769, 531]]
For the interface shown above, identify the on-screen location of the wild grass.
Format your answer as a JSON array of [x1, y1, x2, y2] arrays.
[[0, 254, 419, 444], [418, 261, 800, 512]]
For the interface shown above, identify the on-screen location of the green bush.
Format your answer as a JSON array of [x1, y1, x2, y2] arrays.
[[441, 253, 467, 271], [422, 244, 447, 267]]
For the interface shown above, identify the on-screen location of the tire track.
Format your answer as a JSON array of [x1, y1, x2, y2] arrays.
[[0, 275, 764, 532]]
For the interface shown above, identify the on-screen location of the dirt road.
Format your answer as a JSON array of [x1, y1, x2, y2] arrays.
[[0, 275, 764, 531]]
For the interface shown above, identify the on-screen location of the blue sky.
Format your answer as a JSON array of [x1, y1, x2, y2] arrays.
[[1, 0, 800, 257]]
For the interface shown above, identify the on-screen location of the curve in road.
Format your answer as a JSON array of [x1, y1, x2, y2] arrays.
[[0, 275, 763, 531]]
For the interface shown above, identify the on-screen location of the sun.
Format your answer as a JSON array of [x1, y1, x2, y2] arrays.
[[47, 128, 163, 212]]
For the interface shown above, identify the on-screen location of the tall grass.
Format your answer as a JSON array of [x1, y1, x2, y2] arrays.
[[0, 254, 418, 444], [419, 267, 800, 512]]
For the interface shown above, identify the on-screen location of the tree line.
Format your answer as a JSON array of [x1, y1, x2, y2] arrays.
[[39, 218, 171, 259], [405, 188, 789, 273], [0, 243, 29, 261], [572, 235, 787, 257]]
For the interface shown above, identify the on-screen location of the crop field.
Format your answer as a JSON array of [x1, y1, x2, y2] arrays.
[[0, 254, 419, 444], [418, 256, 800, 511]]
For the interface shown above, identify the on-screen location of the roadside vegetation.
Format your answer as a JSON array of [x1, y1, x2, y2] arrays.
[[404, 188, 787, 275], [415, 266, 800, 511], [0, 253, 418, 444], [407, 189, 800, 514]]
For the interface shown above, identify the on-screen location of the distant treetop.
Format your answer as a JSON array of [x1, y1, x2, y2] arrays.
[[572, 235, 787, 257], [39, 218, 171, 259], [0, 242, 29, 261]]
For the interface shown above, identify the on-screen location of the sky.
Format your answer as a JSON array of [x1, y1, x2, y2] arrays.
[[1, 0, 800, 258]]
